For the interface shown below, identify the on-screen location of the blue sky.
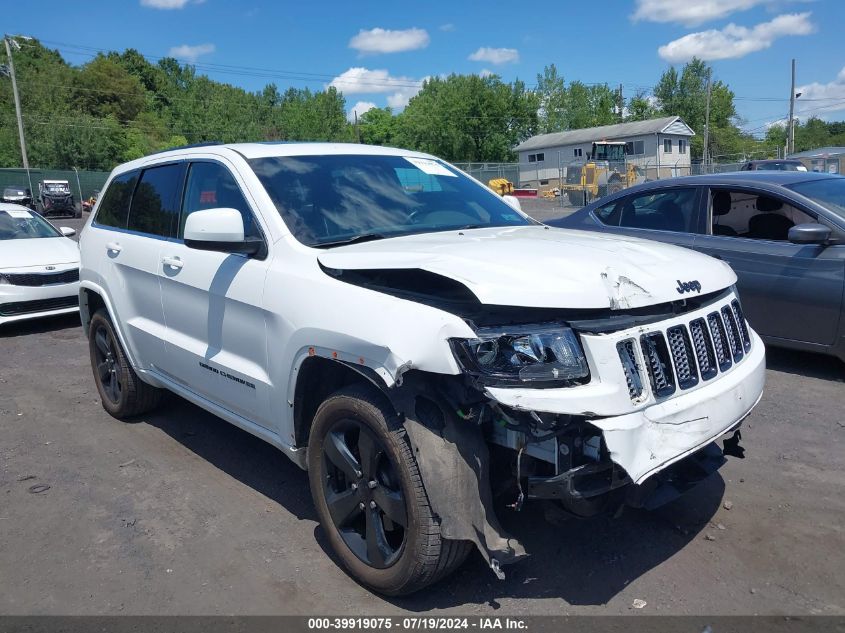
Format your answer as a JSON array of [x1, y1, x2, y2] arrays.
[[7, 0, 845, 135]]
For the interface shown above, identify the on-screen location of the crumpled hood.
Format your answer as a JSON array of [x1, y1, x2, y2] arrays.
[[0, 237, 79, 271], [318, 225, 736, 310]]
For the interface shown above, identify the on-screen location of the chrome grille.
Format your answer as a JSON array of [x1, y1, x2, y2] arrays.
[[667, 325, 698, 389], [0, 269, 79, 286], [689, 318, 718, 381], [617, 339, 644, 400], [617, 300, 751, 402], [707, 312, 733, 372], [731, 300, 751, 352], [721, 305, 744, 361], [640, 333, 675, 398]]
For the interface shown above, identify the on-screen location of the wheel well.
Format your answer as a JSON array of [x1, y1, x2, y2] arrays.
[[80, 288, 106, 333], [293, 356, 388, 448]]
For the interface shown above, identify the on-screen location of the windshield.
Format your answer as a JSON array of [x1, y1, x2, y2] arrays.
[[756, 161, 806, 171], [3, 188, 28, 197], [248, 154, 532, 247], [44, 183, 70, 193], [594, 144, 626, 161], [787, 178, 845, 219], [0, 208, 61, 240]]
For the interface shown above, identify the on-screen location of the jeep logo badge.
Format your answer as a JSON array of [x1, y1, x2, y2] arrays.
[[676, 279, 702, 294], [45, 266, 56, 271]]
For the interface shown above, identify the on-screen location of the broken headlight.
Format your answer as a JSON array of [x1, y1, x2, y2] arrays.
[[451, 324, 589, 386]]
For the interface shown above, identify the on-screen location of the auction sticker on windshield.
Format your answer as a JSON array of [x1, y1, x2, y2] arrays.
[[403, 156, 457, 177], [5, 209, 32, 219]]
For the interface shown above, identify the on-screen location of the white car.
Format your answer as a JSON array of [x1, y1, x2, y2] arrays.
[[78, 143, 765, 595], [0, 203, 80, 325]]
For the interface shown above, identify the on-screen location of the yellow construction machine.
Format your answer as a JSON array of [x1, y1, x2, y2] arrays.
[[560, 141, 644, 205]]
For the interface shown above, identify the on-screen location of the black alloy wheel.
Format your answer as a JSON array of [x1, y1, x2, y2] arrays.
[[321, 418, 408, 568], [93, 323, 123, 406]]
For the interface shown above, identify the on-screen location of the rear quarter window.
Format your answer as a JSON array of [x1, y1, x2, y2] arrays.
[[95, 171, 138, 229]]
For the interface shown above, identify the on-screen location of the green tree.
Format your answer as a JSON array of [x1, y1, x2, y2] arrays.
[[626, 91, 659, 122], [536, 64, 568, 133], [653, 58, 737, 158], [396, 74, 538, 161], [73, 55, 146, 122], [359, 107, 397, 146]]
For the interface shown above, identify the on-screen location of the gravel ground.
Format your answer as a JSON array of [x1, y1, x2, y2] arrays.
[[1, 215, 843, 615]]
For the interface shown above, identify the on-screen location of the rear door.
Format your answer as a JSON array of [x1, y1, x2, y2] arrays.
[[87, 168, 175, 370], [588, 186, 704, 250], [156, 159, 272, 428], [693, 186, 843, 345]]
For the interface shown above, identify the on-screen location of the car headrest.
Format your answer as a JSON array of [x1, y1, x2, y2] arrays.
[[756, 196, 783, 213], [748, 213, 794, 241], [712, 191, 732, 216]]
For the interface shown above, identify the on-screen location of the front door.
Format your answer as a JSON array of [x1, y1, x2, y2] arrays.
[[694, 187, 844, 345], [157, 159, 272, 427]]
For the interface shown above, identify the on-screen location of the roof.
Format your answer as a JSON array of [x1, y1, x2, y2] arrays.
[[114, 142, 437, 173], [789, 146, 845, 159], [608, 171, 843, 195], [514, 116, 694, 152]]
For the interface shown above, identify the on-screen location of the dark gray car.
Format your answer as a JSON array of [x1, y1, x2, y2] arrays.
[[548, 172, 845, 361]]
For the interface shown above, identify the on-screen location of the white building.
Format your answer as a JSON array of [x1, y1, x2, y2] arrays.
[[514, 116, 695, 189]]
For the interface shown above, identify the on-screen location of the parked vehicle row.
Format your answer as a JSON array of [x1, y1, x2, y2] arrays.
[[549, 171, 845, 361], [8, 144, 841, 595], [0, 203, 80, 326], [75, 142, 764, 595], [1, 179, 82, 218]]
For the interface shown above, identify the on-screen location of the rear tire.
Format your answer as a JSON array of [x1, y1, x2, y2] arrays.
[[307, 385, 471, 595], [88, 309, 162, 419]]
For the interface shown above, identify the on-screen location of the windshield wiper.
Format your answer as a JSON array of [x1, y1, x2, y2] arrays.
[[313, 233, 390, 248]]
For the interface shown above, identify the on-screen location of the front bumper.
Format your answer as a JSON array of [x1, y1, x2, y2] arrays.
[[485, 293, 766, 486], [0, 272, 80, 325]]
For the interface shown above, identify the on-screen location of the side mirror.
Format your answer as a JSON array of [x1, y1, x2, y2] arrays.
[[59, 226, 76, 237], [183, 207, 262, 256], [788, 222, 831, 245], [502, 195, 522, 212]]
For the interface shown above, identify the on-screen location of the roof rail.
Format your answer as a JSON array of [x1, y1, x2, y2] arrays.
[[150, 141, 223, 155]]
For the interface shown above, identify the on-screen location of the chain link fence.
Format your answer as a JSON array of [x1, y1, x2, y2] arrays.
[[0, 168, 110, 207]]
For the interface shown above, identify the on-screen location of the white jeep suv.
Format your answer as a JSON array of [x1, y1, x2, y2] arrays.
[[79, 143, 765, 595]]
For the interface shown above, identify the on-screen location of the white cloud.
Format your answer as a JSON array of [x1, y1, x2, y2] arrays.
[[657, 12, 814, 63], [468, 47, 519, 65], [479, 68, 494, 78], [632, 0, 778, 26], [795, 66, 845, 119], [141, 0, 204, 9], [386, 85, 425, 109], [349, 28, 429, 54], [168, 43, 215, 62], [347, 101, 377, 122], [329, 67, 423, 94], [329, 68, 427, 111], [439, 23, 455, 32]]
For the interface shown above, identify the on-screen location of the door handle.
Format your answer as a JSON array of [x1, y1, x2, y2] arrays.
[[106, 241, 122, 253], [161, 255, 183, 270]]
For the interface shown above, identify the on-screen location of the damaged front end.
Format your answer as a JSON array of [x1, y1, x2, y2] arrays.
[[379, 289, 764, 580]]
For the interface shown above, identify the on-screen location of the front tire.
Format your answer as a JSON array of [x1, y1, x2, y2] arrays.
[[88, 309, 162, 419], [307, 385, 471, 595]]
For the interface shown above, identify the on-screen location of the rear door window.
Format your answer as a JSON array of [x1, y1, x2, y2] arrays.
[[95, 171, 138, 229], [595, 188, 699, 233], [127, 163, 186, 238]]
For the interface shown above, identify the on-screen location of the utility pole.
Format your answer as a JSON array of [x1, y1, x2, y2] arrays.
[[3, 35, 32, 194], [354, 110, 361, 144], [787, 58, 796, 156], [618, 83, 623, 123], [703, 68, 712, 172]]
